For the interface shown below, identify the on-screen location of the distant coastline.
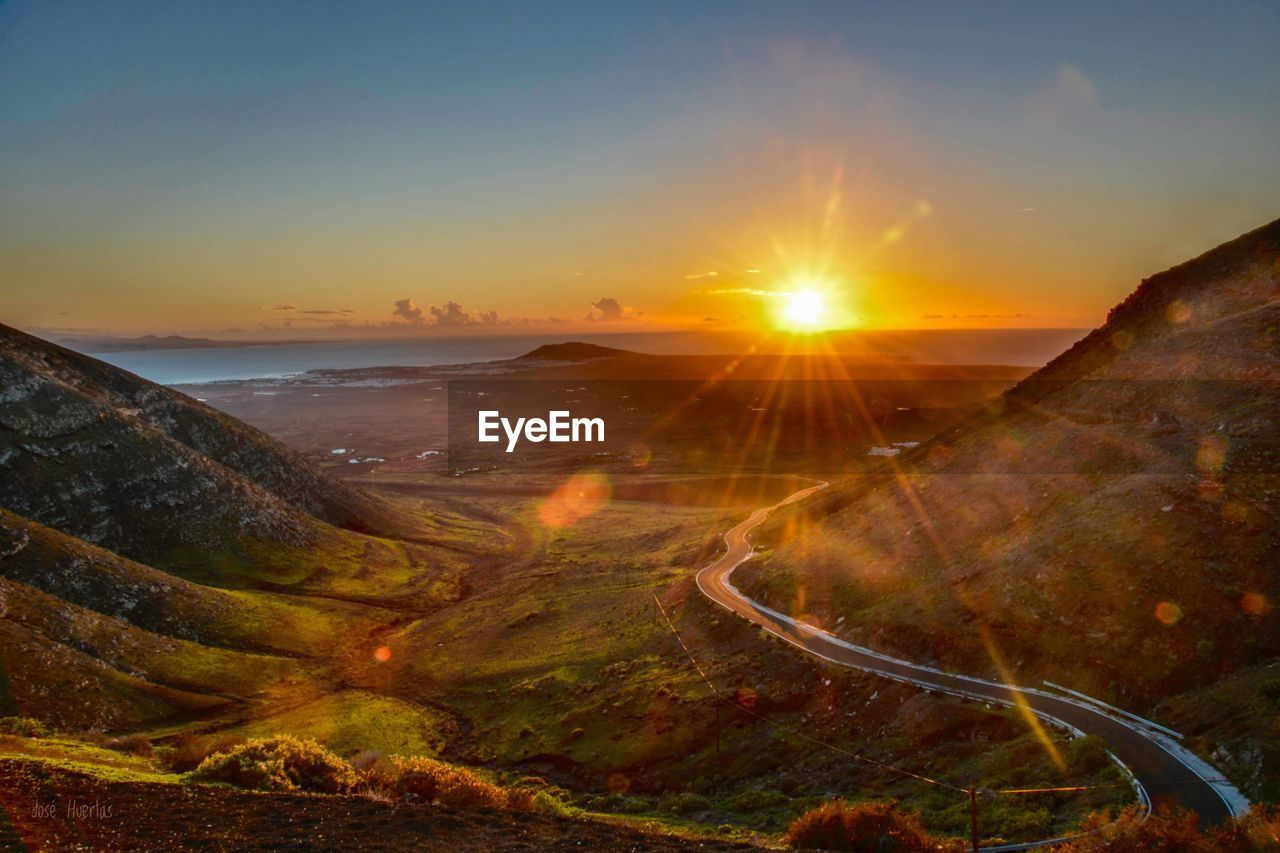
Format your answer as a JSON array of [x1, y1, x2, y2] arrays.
[[39, 328, 1090, 386], [56, 334, 333, 353]]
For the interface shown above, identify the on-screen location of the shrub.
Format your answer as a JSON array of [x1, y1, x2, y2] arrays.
[[0, 717, 49, 737], [1061, 804, 1280, 852], [530, 789, 575, 817], [660, 791, 710, 815], [786, 800, 940, 851], [617, 795, 654, 814], [506, 786, 538, 812], [190, 736, 356, 793], [726, 787, 790, 813], [1059, 806, 1212, 851], [388, 756, 510, 809], [1066, 734, 1111, 775]]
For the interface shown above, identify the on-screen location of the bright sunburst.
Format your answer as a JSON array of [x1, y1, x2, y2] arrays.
[[778, 285, 838, 332], [783, 289, 824, 326]]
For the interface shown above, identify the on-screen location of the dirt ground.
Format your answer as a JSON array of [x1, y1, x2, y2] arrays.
[[0, 760, 752, 852]]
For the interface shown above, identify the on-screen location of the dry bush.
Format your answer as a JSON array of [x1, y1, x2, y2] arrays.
[[505, 786, 538, 812], [190, 735, 356, 793], [354, 778, 400, 806], [786, 800, 949, 851], [387, 755, 510, 809], [0, 717, 49, 737], [360, 756, 541, 812], [161, 733, 245, 772], [1060, 804, 1280, 852]]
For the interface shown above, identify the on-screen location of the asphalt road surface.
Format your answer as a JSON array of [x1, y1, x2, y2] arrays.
[[695, 484, 1236, 830]]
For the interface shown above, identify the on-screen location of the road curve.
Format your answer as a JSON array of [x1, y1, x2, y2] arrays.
[[696, 483, 1240, 832]]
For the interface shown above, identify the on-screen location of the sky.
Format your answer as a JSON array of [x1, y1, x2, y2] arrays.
[[1, 1, 1277, 338]]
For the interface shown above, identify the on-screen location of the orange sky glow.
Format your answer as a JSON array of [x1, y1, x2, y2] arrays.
[[2, 5, 1276, 340]]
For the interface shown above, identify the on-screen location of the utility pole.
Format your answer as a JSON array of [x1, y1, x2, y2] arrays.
[[714, 702, 720, 753], [968, 782, 980, 853]]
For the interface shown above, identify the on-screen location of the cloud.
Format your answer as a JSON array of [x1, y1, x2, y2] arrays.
[[298, 309, 354, 316], [1027, 63, 1097, 127], [262, 303, 298, 311], [430, 300, 501, 326], [587, 296, 643, 322], [684, 271, 720, 280], [709, 287, 786, 298], [393, 298, 425, 323]]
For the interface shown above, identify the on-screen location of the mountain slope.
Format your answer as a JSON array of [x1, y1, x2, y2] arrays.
[[739, 219, 1279, 790], [1, 323, 399, 534], [0, 326, 485, 731], [0, 323, 471, 596]]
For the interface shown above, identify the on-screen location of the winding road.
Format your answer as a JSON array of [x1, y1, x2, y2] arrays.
[[695, 483, 1245, 837]]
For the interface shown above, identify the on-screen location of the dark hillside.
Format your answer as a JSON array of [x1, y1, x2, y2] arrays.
[[1, 323, 400, 534], [743, 219, 1279, 755]]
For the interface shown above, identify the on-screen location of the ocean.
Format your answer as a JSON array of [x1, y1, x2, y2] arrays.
[[80, 328, 1089, 385]]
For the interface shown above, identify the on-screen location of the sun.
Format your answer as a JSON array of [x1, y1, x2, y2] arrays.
[[758, 275, 854, 332], [779, 288, 829, 331]]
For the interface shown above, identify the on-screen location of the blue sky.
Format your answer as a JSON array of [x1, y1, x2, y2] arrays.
[[1, 1, 1277, 334]]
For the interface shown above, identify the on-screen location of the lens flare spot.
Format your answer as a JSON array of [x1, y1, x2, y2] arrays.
[[628, 442, 652, 469], [926, 443, 956, 470], [1197, 479, 1224, 502], [1241, 592, 1271, 617], [1166, 300, 1192, 324], [1155, 601, 1183, 626], [539, 471, 611, 528], [374, 645, 393, 663], [1196, 436, 1228, 477]]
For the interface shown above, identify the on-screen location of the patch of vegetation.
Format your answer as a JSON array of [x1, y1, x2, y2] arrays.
[[160, 732, 246, 773], [217, 691, 453, 758], [0, 735, 180, 784], [190, 735, 357, 793], [785, 800, 953, 851], [365, 755, 526, 810], [396, 493, 1129, 845], [0, 716, 49, 737], [1058, 804, 1280, 851]]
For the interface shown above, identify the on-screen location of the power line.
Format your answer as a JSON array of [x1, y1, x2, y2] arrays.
[[654, 593, 966, 792]]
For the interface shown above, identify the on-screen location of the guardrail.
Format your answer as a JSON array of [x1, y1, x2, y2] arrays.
[[1042, 680, 1184, 740]]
